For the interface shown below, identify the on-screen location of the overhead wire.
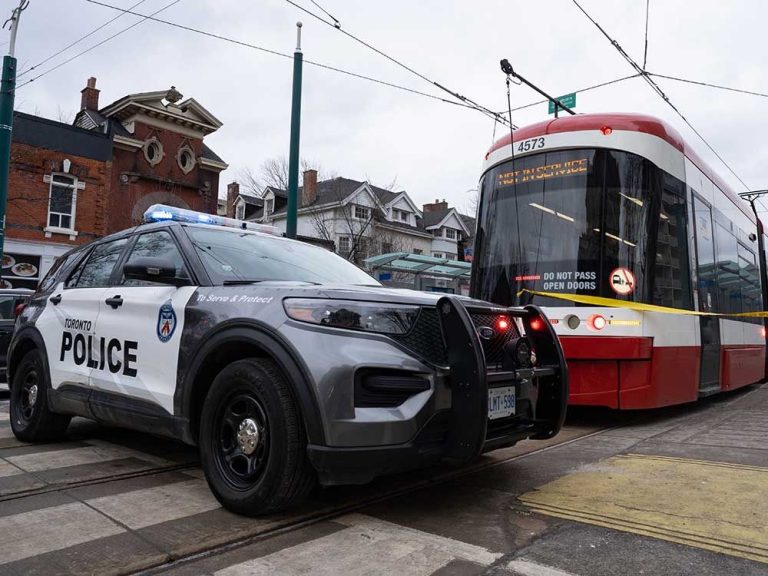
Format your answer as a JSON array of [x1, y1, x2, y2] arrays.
[[570, 0, 751, 193], [79, 0, 485, 114], [16, 0, 183, 90], [647, 72, 768, 99], [282, 0, 514, 128], [642, 0, 650, 69], [17, 0, 150, 78]]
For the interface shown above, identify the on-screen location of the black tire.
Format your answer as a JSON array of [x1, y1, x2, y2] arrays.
[[10, 349, 71, 442], [199, 358, 316, 516]]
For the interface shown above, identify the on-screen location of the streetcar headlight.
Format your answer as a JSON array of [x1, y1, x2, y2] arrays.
[[283, 299, 420, 335]]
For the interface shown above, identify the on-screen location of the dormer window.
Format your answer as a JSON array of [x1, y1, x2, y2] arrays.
[[236, 202, 245, 220], [399, 210, 408, 222], [354, 206, 370, 220], [265, 198, 274, 216], [445, 228, 457, 240]]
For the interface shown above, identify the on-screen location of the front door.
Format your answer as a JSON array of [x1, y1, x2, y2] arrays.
[[692, 195, 721, 394], [90, 230, 196, 415]]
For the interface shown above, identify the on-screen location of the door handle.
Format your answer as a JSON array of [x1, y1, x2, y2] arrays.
[[105, 295, 124, 309], [49, 294, 62, 305]]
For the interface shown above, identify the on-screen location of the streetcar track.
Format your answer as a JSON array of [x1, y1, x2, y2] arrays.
[[136, 425, 619, 575]]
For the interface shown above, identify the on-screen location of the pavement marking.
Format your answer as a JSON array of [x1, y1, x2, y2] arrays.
[[5, 442, 170, 472], [87, 478, 221, 529], [214, 513, 501, 576], [507, 559, 579, 576], [0, 501, 125, 565], [0, 459, 23, 478], [520, 453, 768, 564]]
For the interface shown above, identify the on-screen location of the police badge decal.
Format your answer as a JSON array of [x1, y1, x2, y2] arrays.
[[157, 300, 177, 343]]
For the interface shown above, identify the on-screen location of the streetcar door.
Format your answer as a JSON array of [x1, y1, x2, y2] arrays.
[[692, 195, 721, 395]]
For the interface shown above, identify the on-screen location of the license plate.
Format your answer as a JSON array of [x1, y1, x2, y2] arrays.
[[488, 386, 515, 420]]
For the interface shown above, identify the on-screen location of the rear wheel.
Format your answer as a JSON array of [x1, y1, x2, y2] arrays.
[[199, 358, 316, 515], [10, 349, 71, 442]]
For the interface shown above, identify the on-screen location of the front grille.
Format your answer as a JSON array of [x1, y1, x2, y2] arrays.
[[391, 307, 521, 368], [470, 313, 520, 369], [392, 308, 448, 366]]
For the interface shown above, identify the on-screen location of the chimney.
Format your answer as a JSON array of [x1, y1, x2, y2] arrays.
[[423, 198, 449, 213], [226, 181, 239, 218], [80, 77, 100, 111], [302, 169, 318, 206]]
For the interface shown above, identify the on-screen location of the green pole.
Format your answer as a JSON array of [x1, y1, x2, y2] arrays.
[[0, 55, 16, 263], [0, 1, 26, 265], [286, 22, 303, 239]]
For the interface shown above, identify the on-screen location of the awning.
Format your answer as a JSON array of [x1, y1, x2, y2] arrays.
[[364, 252, 471, 278]]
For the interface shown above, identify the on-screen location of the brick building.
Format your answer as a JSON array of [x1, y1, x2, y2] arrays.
[[3, 78, 227, 290]]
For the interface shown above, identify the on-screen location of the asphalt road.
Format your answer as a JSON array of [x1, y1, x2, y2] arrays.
[[1, 385, 767, 576]]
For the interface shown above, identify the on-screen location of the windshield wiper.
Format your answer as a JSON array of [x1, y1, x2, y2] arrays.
[[222, 279, 265, 285]]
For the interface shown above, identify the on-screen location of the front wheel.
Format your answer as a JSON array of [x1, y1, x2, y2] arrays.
[[10, 349, 71, 442], [199, 358, 316, 516]]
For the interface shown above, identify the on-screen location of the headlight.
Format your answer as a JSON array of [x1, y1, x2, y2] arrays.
[[283, 299, 420, 335]]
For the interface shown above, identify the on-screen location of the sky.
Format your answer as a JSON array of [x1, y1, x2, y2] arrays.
[[8, 0, 768, 215]]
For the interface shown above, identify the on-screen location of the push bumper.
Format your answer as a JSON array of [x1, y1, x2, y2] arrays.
[[308, 296, 568, 485]]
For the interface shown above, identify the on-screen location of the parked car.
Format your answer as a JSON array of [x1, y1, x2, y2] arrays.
[[0, 288, 34, 392], [7, 205, 567, 515]]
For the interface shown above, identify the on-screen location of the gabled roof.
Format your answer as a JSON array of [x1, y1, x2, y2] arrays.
[[422, 208, 472, 235], [100, 90, 222, 135], [237, 192, 262, 206], [385, 190, 423, 217]]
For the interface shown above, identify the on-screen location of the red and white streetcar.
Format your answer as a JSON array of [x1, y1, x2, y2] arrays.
[[472, 113, 765, 409]]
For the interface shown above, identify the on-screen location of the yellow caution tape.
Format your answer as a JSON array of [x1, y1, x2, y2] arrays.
[[517, 289, 768, 318]]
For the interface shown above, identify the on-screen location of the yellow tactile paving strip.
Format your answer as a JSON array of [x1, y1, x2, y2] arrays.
[[520, 454, 768, 564]]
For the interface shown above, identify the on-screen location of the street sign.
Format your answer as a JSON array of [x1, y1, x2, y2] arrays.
[[548, 92, 576, 114]]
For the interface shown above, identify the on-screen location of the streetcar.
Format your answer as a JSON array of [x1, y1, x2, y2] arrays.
[[472, 112, 766, 409]]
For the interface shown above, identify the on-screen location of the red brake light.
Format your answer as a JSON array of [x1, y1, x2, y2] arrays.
[[14, 303, 26, 317], [529, 317, 544, 331], [600, 126, 613, 135], [497, 317, 510, 330]]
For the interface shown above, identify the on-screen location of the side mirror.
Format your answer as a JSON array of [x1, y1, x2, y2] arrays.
[[123, 257, 187, 286]]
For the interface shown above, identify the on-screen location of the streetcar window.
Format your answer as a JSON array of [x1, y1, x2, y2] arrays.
[[714, 222, 741, 314], [654, 176, 692, 309], [737, 244, 761, 317]]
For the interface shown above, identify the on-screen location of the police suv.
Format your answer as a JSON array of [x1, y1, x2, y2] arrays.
[[8, 205, 567, 515]]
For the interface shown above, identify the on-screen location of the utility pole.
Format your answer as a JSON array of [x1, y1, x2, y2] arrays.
[[0, 1, 27, 266], [286, 22, 303, 239]]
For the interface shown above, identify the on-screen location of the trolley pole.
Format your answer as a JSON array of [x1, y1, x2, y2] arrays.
[[286, 22, 303, 239], [739, 190, 768, 381], [0, 1, 28, 266]]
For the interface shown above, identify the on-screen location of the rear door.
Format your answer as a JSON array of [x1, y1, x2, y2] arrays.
[[35, 238, 129, 391], [89, 229, 197, 415], [692, 195, 721, 394]]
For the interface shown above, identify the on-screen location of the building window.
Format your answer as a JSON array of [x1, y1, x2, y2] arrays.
[[177, 146, 195, 174], [48, 174, 77, 231], [446, 253, 456, 260], [236, 202, 245, 220], [445, 228, 457, 240], [143, 138, 164, 166], [265, 198, 274, 216], [382, 242, 393, 253], [413, 248, 423, 255], [399, 210, 408, 222], [338, 236, 351, 255], [433, 252, 443, 259], [354, 205, 370, 220], [432, 229, 442, 237]]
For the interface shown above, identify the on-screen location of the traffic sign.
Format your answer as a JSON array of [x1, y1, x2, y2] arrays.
[[548, 92, 576, 114]]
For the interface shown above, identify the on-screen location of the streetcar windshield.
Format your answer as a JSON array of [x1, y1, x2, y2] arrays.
[[473, 148, 691, 308]]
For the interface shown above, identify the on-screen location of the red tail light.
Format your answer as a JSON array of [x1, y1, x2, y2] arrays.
[[529, 317, 544, 331], [14, 303, 27, 317], [497, 317, 510, 330]]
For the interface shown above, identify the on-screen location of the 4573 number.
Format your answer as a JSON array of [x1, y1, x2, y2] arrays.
[[517, 137, 545, 153]]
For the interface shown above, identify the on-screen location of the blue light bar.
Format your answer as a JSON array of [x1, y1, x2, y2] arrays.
[[142, 204, 282, 236]]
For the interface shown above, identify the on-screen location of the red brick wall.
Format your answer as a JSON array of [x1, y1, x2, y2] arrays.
[[108, 122, 219, 231], [7, 142, 111, 246]]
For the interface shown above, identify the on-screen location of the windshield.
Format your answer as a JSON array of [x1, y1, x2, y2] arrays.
[[472, 148, 690, 307], [184, 226, 379, 286]]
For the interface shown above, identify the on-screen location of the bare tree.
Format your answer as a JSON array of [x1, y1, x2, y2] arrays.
[[239, 156, 336, 197], [56, 105, 74, 124]]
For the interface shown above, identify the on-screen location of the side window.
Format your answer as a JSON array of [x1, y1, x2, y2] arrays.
[[0, 295, 16, 319], [653, 174, 692, 309], [66, 238, 128, 289], [122, 231, 189, 286], [39, 249, 86, 292]]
